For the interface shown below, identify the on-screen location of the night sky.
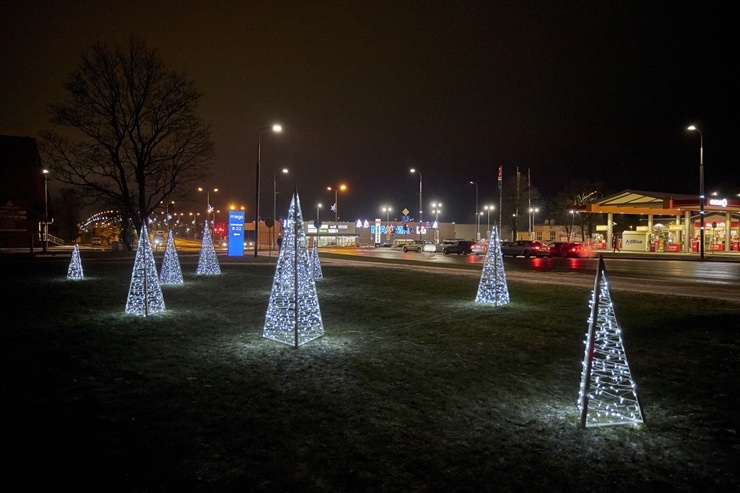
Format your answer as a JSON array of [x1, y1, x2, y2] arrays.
[[2, 1, 738, 224]]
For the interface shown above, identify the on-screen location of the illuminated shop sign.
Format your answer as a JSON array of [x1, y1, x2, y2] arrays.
[[708, 198, 728, 207], [228, 211, 244, 256]]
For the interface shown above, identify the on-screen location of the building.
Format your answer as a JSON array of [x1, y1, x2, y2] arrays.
[[0, 135, 47, 249]]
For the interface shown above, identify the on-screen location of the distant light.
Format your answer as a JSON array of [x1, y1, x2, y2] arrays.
[[272, 124, 283, 132], [687, 125, 696, 131], [43, 169, 49, 174]]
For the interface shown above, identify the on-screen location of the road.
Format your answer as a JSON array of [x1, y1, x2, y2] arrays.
[[319, 247, 740, 302]]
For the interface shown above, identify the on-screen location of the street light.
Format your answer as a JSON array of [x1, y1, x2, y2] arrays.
[[272, 167, 288, 252], [327, 184, 346, 246], [382, 206, 392, 242], [198, 187, 218, 221], [42, 169, 49, 252], [431, 202, 442, 243], [316, 203, 322, 221], [484, 205, 494, 238], [529, 207, 539, 239], [255, 123, 282, 257], [410, 168, 422, 239], [687, 125, 704, 260], [469, 181, 479, 240]]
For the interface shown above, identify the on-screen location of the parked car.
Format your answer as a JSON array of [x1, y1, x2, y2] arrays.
[[500, 240, 552, 258], [471, 240, 488, 255], [437, 238, 466, 252], [443, 240, 474, 255], [91, 237, 102, 245], [402, 240, 437, 253], [548, 241, 594, 258]]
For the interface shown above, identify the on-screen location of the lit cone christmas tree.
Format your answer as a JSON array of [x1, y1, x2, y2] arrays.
[[312, 240, 323, 280], [474, 225, 509, 305], [125, 223, 165, 316], [262, 187, 324, 347], [196, 219, 220, 275], [67, 242, 84, 280], [160, 229, 184, 285], [578, 256, 644, 428]]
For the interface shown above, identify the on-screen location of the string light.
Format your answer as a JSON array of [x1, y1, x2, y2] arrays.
[[66, 242, 84, 280], [125, 223, 166, 316], [196, 220, 221, 275], [159, 229, 183, 285], [578, 256, 644, 428], [474, 226, 509, 305], [312, 240, 323, 280], [262, 189, 324, 347]]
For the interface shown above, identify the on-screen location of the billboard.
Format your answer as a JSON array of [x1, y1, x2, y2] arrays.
[[228, 210, 245, 256]]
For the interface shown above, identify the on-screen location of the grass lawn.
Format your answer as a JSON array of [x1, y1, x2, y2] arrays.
[[2, 251, 739, 492]]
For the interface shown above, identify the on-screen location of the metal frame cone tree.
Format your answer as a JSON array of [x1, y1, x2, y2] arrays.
[[578, 255, 644, 428], [262, 188, 324, 347], [196, 219, 220, 275], [160, 229, 183, 285], [474, 225, 509, 305], [125, 223, 165, 316], [67, 242, 84, 280], [312, 240, 323, 280]]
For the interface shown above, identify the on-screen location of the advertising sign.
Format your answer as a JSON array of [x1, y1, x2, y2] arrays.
[[228, 210, 245, 256], [621, 231, 649, 251]]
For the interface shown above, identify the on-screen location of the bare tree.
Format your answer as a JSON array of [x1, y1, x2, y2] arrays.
[[40, 36, 213, 250], [551, 180, 607, 241]]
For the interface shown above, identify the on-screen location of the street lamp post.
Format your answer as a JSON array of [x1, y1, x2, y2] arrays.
[[469, 181, 479, 240], [410, 169, 423, 239], [431, 202, 442, 243], [272, 167, 288, 252], [382, 206, 392, 242], [255, 124, 282, 257], [316, 203, 322, 221], [327, 185, 346, 246], [529, 207, 539, 239], [198, 187, 218, 237], [42, 169, 49, 252], [688, 125, 704, 260], [484, 205, 494, 239]]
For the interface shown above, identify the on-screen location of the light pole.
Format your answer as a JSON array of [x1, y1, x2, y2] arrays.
[[198, 187, 218, 221], [255, 123, 282, 257], [431, 202, 442, 243], [382, 206, 392, 243], [42, 169, 49, 252], [529, 207, 539, 239], [410, 168, 422, 239], [688, 125, 704, 260], [272, 167, 288, 252], [469, 181, 479, 240], [316, 203, 322, 222], [327, 185, 346, 246], [484, 205, 494, 238]]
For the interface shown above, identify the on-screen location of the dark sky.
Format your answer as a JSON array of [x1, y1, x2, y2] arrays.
[[1, 0, 738, 224]]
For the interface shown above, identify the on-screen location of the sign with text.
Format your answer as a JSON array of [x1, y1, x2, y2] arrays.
[[228, 210, 245, 256]]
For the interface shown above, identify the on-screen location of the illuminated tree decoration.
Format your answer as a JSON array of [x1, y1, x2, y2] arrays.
[[125, 223, 165, 316], [159, 229, 183, 285], [196, 220, 220, 275], [474, 225, 509, 305], [263, 188, 324, 347], [312, 240, 323, 280], [66, 242, 84, 280], [578, 256, 644, 428]]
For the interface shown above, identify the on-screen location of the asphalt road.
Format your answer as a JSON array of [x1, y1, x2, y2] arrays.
[[319, 247, 740, 302]]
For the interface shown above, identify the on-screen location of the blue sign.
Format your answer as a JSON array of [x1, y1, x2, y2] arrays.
[[228, 211, 245, 256]]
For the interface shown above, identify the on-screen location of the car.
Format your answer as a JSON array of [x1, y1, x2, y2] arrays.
[[548, 241, 594, 258], [153, 232, 165, 247], [402, 240, 436, 253], [471, 240, 488, 255], [500, 240, 552, 258], [91, 237, 102, 245], [443, 240, 474, 255], [437, 238, 466, 252]]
